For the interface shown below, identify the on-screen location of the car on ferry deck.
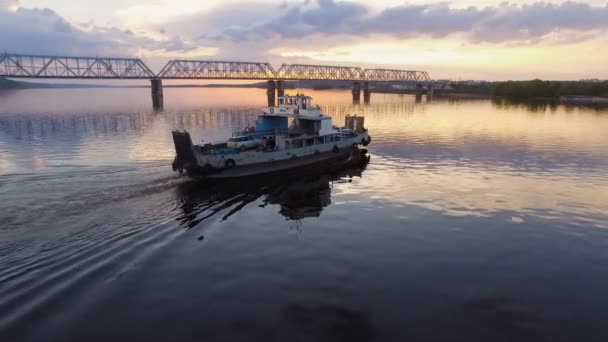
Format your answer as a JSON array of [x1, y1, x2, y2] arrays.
[[227, 135, 262, 151]]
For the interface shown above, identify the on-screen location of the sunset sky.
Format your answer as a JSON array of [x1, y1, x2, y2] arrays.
[[1, 0, 607, 80]]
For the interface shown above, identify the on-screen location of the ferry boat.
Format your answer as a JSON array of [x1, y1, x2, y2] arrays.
[[171, 94, 371, 179]]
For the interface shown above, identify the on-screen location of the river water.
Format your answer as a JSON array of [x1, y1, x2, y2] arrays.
[[1, 88, 608, 341]]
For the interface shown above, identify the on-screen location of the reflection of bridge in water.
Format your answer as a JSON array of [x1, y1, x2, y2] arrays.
[[0, 101, 427, 152], [1, 53, 436, 110]]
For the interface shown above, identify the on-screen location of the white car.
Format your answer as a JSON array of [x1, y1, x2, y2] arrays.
[[227, 135, 261, 151], [337, 128, 357, 137]]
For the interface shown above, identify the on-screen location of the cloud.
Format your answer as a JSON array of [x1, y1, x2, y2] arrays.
[[0, 7, 104, 55], [5, 0, 606, 61], [208, 0, 608, 44], [466, 2, 608, 43], [0, 0, 18, 11], [211, 0, 367, 41], [0, 5, 206, 57], [157, 2, 283, 42], [2, 0, 608, 80]]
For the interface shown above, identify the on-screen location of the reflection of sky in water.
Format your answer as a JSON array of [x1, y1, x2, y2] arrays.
[[2, 88, 606, 228], [2, 88, 608, 341], [324, 99, 608, 228]]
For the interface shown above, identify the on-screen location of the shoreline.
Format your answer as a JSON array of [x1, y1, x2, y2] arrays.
[[2, 78, 608, 105]]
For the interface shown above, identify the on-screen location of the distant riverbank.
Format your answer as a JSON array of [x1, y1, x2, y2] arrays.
[[0, 78, 119, 89], [447, 79, 608, 100], [496, 80, 608, 99], [0, 78, 346, 90], [2, 77, 607, 102]]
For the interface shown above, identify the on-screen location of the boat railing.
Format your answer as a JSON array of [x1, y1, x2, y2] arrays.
[[199, 130, 353, 155], [232, 128, 307, 138], [281, 132, 348, 150]]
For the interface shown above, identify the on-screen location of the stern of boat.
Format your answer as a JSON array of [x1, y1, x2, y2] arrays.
[[171, 130, 197, 173]]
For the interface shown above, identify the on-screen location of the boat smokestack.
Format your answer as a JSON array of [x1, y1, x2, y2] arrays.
[[345, 115, 365, 133]]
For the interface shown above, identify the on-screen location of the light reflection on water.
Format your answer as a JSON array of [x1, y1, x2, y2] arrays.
[[3, 88, 606, 226], [1, 88, 608, 341]]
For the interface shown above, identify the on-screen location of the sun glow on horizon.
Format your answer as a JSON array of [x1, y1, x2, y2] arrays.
[[272, 35, 608, 80]]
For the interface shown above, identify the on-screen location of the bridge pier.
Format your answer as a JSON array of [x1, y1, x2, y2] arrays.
[[151, 78, 164, 111], [276, 80, 285, 99], [427, 84, 434, 102], [352, 82, 361, 104], [415, 84, 423, 103], [363, 82, 371, 104], [267, 80, 276, 107]]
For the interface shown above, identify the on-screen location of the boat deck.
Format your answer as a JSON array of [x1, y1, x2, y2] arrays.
[[208, 150, 352, 179]]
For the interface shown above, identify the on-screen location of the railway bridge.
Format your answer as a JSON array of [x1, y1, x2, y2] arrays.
[[0, 53, 435, 110]]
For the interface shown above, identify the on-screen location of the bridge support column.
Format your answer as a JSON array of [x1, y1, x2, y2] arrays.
[[352, 82, 361, 104], [415, 83, 423, 103], [363, 82, 371, 104], [276, 80, 285, 99], [267, 80, 276, 107], [427, 84, 434, 102], [151, 78, 164, 111]]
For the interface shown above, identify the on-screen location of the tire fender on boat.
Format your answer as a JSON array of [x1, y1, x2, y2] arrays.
[[333, 145, 340, 153], [225, 159, 236, 168]]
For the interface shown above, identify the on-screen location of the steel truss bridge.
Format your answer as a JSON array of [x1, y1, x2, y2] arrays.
[[1, 53, 435, 109], [1, 53, 431, 82], [0, 54, 155, 79]]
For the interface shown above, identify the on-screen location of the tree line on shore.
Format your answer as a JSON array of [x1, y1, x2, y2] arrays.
[[451, 79, 608, 99]]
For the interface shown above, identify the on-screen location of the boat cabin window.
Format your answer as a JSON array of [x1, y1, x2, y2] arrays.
[[279, 96, 314, 110], [292, 139, 304, 148]]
